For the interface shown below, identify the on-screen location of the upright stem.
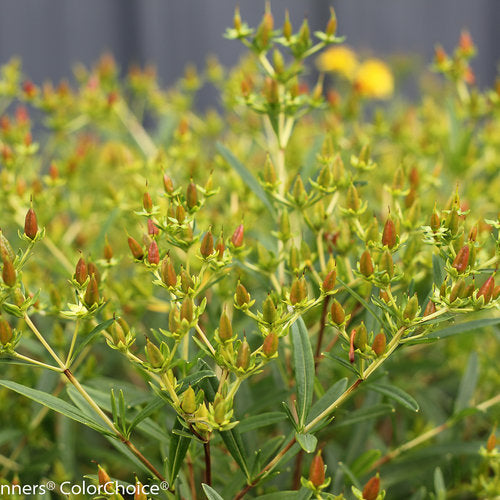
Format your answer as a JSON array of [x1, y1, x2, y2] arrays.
[[204, 441, 212, 486]]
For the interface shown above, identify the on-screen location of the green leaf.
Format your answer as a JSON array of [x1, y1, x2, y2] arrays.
[[177, 370, 217, 393], [434, 466, 446, 500], [295, 432, 317, 453], [256, 492, 305, 499], [337, 461, 361, 488], [168, 418, 191, 485], [350, 449, 382, 477], [216, 142, 276, 217], [290, 317, 315, 428], [454, 352, 479, 414], [238, 412, 287, 433], [428, 317, 500, 339], [69, 318, 115, 364], [370, 382, 419, 412], [432, 254, 445, 286], [128, 396, 166, 434], [333, 404, 394, 428], [0, 380, 108, 434], [308, 378, 348, 426], [323, 353, 359, 375], [220, 428, 251, 479], [202, 484, 224, 500]]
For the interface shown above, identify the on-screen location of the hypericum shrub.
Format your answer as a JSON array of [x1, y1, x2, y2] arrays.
[[0, 6, 499, 499]]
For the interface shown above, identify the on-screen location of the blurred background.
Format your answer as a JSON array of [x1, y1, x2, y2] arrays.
[[1, 0, 499, 102]]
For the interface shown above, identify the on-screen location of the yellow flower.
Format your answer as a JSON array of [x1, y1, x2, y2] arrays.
[[316, 46, 358, 80], [354, 59, 394, 99]]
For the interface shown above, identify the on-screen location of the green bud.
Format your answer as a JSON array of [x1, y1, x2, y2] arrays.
[[146, 338, 164, 368], [181, 386, 197, 414], [84, 275, 99, 307], [292, 175, 307, 205], [213, 398, 226, 424], [346, 183, 360, 211], [360, 250, 374, 277], [180, 297, 194, 322], [235, 282, 251, 306], [403, 294, 419, 320], [0, 317, 13, 345], [237, 338, 250, 370], [354, 322, 367, 350], [219, 310, 233, 342], [262, 295, 277, 324], [450, 279, 466, 302], [289, 245, 300, 272], [180, 269, 194, 293], [379, 250, 394, 278]]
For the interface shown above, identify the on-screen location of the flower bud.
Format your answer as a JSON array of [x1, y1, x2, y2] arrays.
[[403, 294, 419, 319], [2, 260, 16, 287], [273, 49, 285, 75], [236, 283, 250, 306], [214, 398, 227, 424], [290, 276, 307, 305], [493, 285, 500, 301], [298, 18, 310, 47], [382, 215, 397, 249], [360, 250, 374, 277], [430, 208, 441, 232], [379, 250, 394, 278], [330, 300, 345, 325], [322, 268, 337, 292], [346, 183, 360, 211], [233, 6, 242, 31], [380, 290, 390, 303], [325, 6, 337, 36], [409, 166, 419, 188], [143, 191, 153, 212], [216, 236, 225, 260], [0, 232, 15, 263], [161, 257, 177, 287], [450, 279, 466, 302], [477, 274, 495, 304], [169, 308, 180, 333], [180, 269, 194, 293], [231, 224, 244, 247], [262, 332, 279, 357], [134, 480, 147, 500], [309, 451, 325, 488], [237, 338, 250, 370], [372, 333, 386, 356], [146, 338, 164, 368], [103, 238, 113, 261], [264, 154, 277, 185], [181, 386, 197, 414], [262, 295, 277, 324], [445, 208, 459, 235], [147, 218, 159, 236], [283, 10, 292, 39], [289, 245, 300, 272], [452, 245, 470, 273], [110, 320, 126, 345], [147, 240, 160, 265], [200, 230, 214, 258], [163, 174, 174, 194], [349, 329, 356, 363], [24, 208, 38, 240], [186, 181, 198, 209], [0, 317, 13, 345], [354, 322, 367, 350], [128, 237, 144, 260], [84, 275, 99, 307], [74, 257, 88, 285], [87, 262, 100, 284], [175, 204, 186, 224], [362, 474, 380, 500], [97, 465, 112, 488], [219, 310, 233, 342], [180, 296, 194, 322], [486, 430, 497, 452], [292, 175, 307, 205]]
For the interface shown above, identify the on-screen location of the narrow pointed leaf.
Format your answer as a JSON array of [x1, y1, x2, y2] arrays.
[[168, 418, 190, 484], [370, 382, 419, 412]]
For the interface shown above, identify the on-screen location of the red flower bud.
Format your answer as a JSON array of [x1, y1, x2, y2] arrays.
[[322, 269, 337, 292], [87, 262, 100, 284], [372, 333, 386, 356], [309, 451, 325, 487], [231, 224, 244, 247], [382, 216, 397, 248], [74, 257, 88, 285], [143, 191, 153, 212], [362, 474, 380, 500], [452, 245, 470, 273], [0, 317, 13, 345], [477, 274, 495, 304], [330, 300, 345, 325], [128, 237, 144, 260], [262, 332, 279, 357], [424, 300, 436, 317], [24, 208, 38, 240], [2, 259, 16, 287], [147, 240, 160, 265], [147, 219, 159, 236], [349, 329, 356, 364]]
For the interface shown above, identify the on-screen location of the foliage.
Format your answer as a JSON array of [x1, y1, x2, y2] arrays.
[[0, 6, 499, 500]]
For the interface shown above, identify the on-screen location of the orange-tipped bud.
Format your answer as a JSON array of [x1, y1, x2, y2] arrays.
[[2, 259, 16, 287], [103, 238, 113, 261], [237, 338, 250, 370], [424, 300, 436, 317], [262, 332, 279, 357], [325, 7, 337, 36], [362, 474, 380, 500], [231, 224, 244, 247], [0, 317, 13, 345], [128, 237, 144, 260], [200, 231, 214, 258], [24, 208, 38, 240], [330, 300, 345, 325], [452, 245, 470, 273], [143, 191, 153, 212], [382, 216, 397, 248], [147, 240, 160, 265], [477, 274, 495, 304], [309, 451, 325, 487], [97, 465, 111, 487], [430, 210, 440, 232], [163, 174, 174, 194], [486, 430, 497, 452], [74, 257, 88, 285], [84, 275, 99, 307], [236, 283, 250, 306], [360, 250, 374, 277], [322, 269, 337, 292], [161, 258, 177, 287], [372, 333, 386, 356]]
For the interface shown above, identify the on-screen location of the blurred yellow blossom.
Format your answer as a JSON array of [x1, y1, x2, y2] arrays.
[[354, 59, 394, 99], [316, 46, 358, 80]]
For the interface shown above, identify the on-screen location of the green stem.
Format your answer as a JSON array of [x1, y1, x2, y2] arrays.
[[11, 352, 62, 372], [65, 319, 80, 367]]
